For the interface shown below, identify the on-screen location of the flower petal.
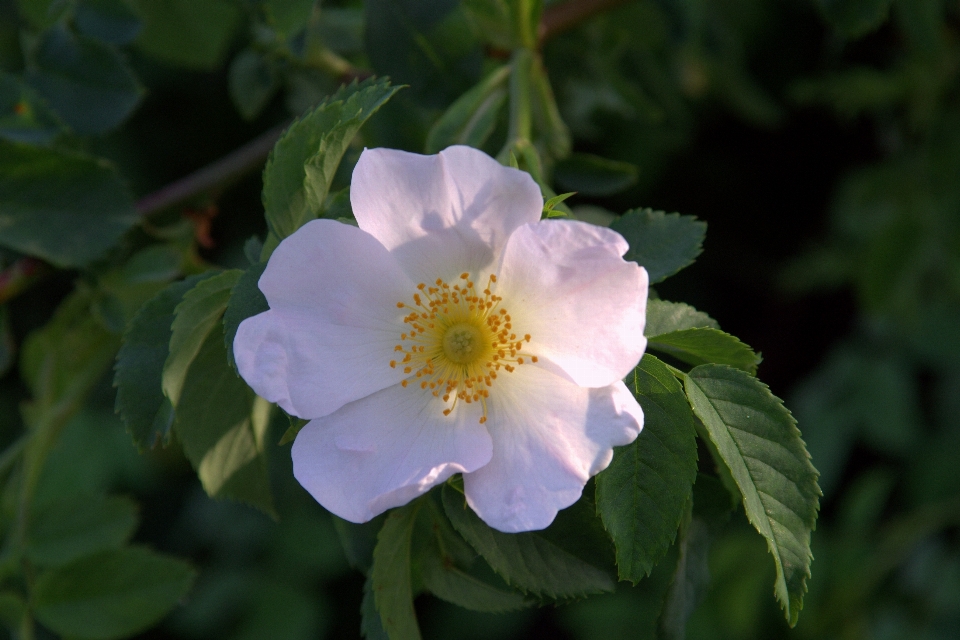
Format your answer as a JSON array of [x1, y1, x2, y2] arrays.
[[496, 219, 648, 388], [351, 146, 543, 284], [463, 365, 643, 532], [234, 219, 413, 419], [292, 383, 493, 523]]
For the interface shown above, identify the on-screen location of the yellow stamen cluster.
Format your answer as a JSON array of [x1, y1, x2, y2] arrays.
[[390, 272, 537, 424]]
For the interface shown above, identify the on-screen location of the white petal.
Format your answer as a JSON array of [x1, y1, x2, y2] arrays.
[[350, 146, 542, 284], [234, 219, 413, 419], [463, 365, 643, 532], [496, 219, 648, 388], [292, 383, 493, 523]]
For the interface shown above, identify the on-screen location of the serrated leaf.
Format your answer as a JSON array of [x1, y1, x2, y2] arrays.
[[25, 25, 143, 135], [32, 546, 195, 640], [644, 300, 719, 338], [174, 329, 275, 516], [223, 262, 268, 371], [683, 364, 820, 626], [0, 140, 137, 267], [0, 71, 65, 144], [596, 354, 698, 583], [114, 274, 215, 449], [554, 153, 639, 197], [262, 77, 401, 244], [371, 503, 422, 640], [416, 498, 530, 613], [425, 65, 510, 154], [610, 208, 706, 283], [132, 0, 241, 70], [817, 0, 893, 38], [441, 485, 614, 599], [229, 48, 279, 121], [27, 494, 138, 567], [649, 328, 761, 375], [162, 270, 240, 406]]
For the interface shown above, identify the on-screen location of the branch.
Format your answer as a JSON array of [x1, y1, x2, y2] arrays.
[[134, 123, 286, 217], [539, 0, 630, 45]]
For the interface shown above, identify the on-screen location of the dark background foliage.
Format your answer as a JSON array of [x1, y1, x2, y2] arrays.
[[0, 0, 957, 638]]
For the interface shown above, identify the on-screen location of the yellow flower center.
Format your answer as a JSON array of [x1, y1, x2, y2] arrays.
[[390, 273, 536, 424]]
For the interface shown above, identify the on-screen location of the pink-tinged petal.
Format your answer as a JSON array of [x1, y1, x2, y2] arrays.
[[234, 219, 413, 419], [292, 383, 493, 523], [351, 146, 542, 284], [496, 219, 648, 388], [463, 366, 643, 532]]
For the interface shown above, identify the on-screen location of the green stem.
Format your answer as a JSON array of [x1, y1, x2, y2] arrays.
[[507, 48, 535, 146]]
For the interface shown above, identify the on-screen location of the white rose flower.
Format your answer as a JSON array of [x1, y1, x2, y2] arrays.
[[234, 145, 649, 532]]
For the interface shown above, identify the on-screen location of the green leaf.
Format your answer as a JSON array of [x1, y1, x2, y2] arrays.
[[595, 354, 698, 583], [15, 0, 68, 28], [644, 300, 719, 338], [229, 48, 279, 121], [223, 262, 268, 371], [649, 328, 761, 375], [277, 415, 308, 446], [27, 494, 138, 567], [334, 515, 386, 574], [461, 0, 514, 50], [371, 502, 422, 640], [114, 274, 215, 450], [132, 0, 242, 70], [361, 576, 390, 640], [262, 77, 401, 244], [25, 25, 143, 135], [425, 65, 510, 154], [0, 71, 65, 144], [162, 270, 240, 406], [442, 484, 615, 599], [656, 475, 734, 639], [32, 546, 195, 640], [554, 153, 639, 197], [0, 140, 137, 267], [74, 0, 143, 46], [683, 365, 820, 626], [817, 0, 894, 38], [610, 208, 706, 284], [416, 499, 530, 613], [174, 328, 275, 516]]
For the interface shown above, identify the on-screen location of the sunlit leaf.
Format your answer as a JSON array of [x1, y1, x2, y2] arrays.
[[610, 208, 706, 283], [649, 328, 761, 375], [644, 299, 719, 338], [684, 364, 820, 626], [262, 77, 401, 246]]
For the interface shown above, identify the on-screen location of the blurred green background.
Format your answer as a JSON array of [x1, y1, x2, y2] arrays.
[[1, 0, 959, 638]]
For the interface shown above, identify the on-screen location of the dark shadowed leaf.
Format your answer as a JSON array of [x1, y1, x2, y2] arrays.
[[0, 71, 65, 144], [223, 262, 268, 371], [32, 546, 195, 640], [27, 494, 138, 567], [554, 153, 640, 197], [0, 141, 137, 267], [442, 485, 615, 599], [25, 25, 143, 135], [114, 274, 216, 449], [371, 503, 422, 640], [595, 354, 698, 583], [132, 0, 241, 70]]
